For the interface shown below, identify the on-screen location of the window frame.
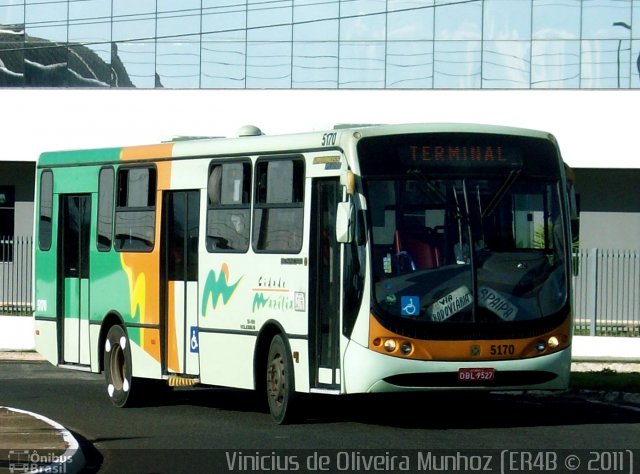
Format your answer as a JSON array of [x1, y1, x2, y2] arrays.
[[114, 165, 157, 253], [252, 155, 305, 254], [97, 166, 115, 252], [205, 158, 252, 253], [38, 170, 53, 252]]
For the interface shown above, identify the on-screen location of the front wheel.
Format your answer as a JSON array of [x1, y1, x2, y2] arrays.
[[266, 334, 297, 424]]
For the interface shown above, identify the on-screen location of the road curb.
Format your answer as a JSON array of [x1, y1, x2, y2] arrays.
[[0, 407, 85, 474]]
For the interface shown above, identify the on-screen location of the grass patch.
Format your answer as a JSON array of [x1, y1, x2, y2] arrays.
[[571, 369, 640, 393]]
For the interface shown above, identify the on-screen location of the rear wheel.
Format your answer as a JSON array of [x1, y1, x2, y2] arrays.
[[104, 325, 138, 407], [266, 334, 297, 424]]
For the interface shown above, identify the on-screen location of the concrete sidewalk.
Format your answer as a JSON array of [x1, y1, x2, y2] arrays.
[[0, 406, 84, 474]]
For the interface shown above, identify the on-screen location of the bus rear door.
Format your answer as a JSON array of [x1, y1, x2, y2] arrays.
[[58, 194, 91, 366], [161, 190, 201, 376]]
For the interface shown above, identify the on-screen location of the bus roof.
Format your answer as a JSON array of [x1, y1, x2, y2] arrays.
[[37, 123, 557, 168]]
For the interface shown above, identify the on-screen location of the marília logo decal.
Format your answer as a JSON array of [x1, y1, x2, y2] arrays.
[[201, 263, 242, 316]]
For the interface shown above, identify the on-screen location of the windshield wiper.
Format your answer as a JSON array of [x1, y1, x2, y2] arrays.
[[481, 169, 521, 219]]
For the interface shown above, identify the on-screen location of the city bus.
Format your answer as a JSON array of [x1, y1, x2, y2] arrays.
[[33, 123, 577, 423]]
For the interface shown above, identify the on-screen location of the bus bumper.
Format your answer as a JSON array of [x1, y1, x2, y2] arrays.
[[343, 340, 572, 394]]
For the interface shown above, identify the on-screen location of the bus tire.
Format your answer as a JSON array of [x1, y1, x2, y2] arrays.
[[104, 324, 138, 408], [266, 334, 297, 424]]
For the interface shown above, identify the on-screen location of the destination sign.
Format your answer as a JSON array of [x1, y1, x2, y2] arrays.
[[401, 144, 522, 168], [357, 133, 545, 177]]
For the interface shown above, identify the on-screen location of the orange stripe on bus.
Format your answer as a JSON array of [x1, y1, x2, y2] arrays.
[[167, 280, 180, 373], [369, 313, 571, 361], [120, 143, 174, 161], [120, 160, 171, 364]]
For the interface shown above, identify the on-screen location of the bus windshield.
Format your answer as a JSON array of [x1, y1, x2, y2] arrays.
[[359, 132, 568, 330]]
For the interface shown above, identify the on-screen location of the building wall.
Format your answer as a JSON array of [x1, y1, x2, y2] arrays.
[[1, 1, 640, 89], [574, 168, 640, 250], [0, 161, 35, 238]]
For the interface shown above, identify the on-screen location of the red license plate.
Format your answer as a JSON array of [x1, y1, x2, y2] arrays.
[[458, 368, 495, 382]]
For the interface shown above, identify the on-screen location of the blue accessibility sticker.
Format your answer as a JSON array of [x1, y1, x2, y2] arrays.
[[190, 326, 199, 353], [401, 296, 420, 316]]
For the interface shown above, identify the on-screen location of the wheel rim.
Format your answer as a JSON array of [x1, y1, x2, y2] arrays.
[[110, 344, 125, 391], [267, 351, 285, 409]]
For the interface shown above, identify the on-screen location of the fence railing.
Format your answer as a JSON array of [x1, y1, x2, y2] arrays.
[[1, 239, 639, 335], [0, 236, 33, 314], [572, 249, 640, 337]]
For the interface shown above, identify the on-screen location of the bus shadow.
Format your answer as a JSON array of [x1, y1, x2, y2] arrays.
[[136, 386, 640, 428], [295, 392, 640, 429], [158, 386, 268, 415]]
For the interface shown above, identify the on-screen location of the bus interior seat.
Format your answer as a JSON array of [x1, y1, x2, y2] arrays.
[[394, 228, 442, 270]]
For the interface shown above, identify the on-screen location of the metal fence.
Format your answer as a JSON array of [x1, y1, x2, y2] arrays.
[[1, 239, 639, 334], [573, 249, 640, 336], [0, 235, 33, 314]]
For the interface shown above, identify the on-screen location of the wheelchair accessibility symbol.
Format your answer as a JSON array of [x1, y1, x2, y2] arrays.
[[401, 296, 420, 316], [190, 326, 199, 353]]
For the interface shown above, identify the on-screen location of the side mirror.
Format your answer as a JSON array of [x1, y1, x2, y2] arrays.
[[336, 201, 353, 243]]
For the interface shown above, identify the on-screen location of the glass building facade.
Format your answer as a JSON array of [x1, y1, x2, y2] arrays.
[[1, 0, 639, 89]]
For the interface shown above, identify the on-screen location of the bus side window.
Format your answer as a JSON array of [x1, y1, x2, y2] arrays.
[[253, 157, 304, 253], [206, 160, 251, 253], [97, 167, 114, 251], [114, 166, 156, 252], [38, 170, 53, 251]]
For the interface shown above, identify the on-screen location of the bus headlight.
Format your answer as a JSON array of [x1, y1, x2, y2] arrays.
[[400, 342, 413, 355], [548, 336, 560, 348], [383, 339, 397, 352]]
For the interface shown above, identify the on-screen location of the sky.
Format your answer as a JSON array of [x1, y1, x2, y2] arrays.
[[0, 88, 638, 168]]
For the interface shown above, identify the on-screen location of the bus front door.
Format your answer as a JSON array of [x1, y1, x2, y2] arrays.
[[161, 190, 200, 376], [58, 194, 91, 366], [309, 179, 341, 392]]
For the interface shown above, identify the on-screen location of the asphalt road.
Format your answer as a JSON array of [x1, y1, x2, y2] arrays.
[[1, 360, 639, 473]]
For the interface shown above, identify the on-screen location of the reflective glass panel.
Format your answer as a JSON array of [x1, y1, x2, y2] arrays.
[[114, 41, 156, 88], [0, 0, 24, 26], [247, 0, 291, 42], [581, 40, 629, 89], [582, 0, 631, 40], [201, 37, 246, 88], [386, 41, 433, 88], [633, 40, 640, 88], [156, 39, 201, 88], [339, 42, 385, 88], [25, 1, 67, 86], [482, 41, 530, 88], [157, 0, 201, 88], [67, 0, 112, 87], [531, 40, 580, 88], [112, 0, 156, 87], [202, 0, 246, 88], [484, 0, 531, 41], [246, 42, 291, 88], [340, 0, 386, 42], [532, 0, 580, 40], [0, 19, 25, 86], [293, 0, 339, 41], [112, 0, 156, 41], [433, 40, 481, 88], [26, 0, 67, 43], [246, 0, 292, 88], [387, 0, 434, 41], [292, 42, 338, 88], [292, 0, 339, 88], [434, 0, 481, 40]]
